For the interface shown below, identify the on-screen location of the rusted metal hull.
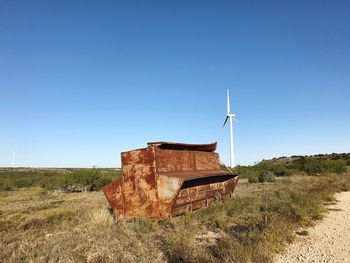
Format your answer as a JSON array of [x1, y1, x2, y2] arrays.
[[171, 175, 238, 216], [102, 142, 239, 219]]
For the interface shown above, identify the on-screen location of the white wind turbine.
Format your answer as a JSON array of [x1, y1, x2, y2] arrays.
[[222, 90, 238, 168], [12, 151, 16, 168]]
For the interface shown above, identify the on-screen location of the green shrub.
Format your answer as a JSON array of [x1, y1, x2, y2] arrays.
[[331, 159, 347, 174], [248, 175, 259, 183], [290, 157, 347, 175], [258, 170, 276, 183], [270, 164, 292, 176]]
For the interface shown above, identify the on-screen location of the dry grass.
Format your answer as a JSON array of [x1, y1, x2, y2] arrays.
[[89, 208, 114, 227], [0, 174, 350, 262]]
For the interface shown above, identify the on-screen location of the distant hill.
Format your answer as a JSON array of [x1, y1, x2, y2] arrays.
[[232, 152, 350, 181], [262, 153, 350, 166]]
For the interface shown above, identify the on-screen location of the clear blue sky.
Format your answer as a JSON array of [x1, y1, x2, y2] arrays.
[[1, 1, 349, 167]]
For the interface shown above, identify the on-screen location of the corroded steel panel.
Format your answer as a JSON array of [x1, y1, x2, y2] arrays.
[[171, 177, 239, 216], [192, 199, 207, 210], [155, 148, 220, 173], [155, 149, 196, 173], [194, 151, 220, 171], [171, 204, 190, 216], [173, 177, 238, 208], [102, 179, 122, 212], [121, 147, 159, 218]]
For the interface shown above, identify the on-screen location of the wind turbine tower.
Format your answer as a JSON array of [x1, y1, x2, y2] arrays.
[[12, 151, 16, 168], [223, 90, 238, 168]]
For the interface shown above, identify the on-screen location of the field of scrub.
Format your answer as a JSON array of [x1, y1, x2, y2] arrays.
[[1, 170, 349, 263]]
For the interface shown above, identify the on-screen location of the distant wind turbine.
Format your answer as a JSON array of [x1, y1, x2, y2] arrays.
[[12, 151, 16, 168], [222, 90, 238, 168]]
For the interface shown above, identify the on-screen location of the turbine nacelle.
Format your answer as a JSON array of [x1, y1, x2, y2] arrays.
[[223, 113, 238, 127]]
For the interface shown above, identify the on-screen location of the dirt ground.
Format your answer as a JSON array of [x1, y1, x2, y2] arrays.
[[275, 191, 350, 263]]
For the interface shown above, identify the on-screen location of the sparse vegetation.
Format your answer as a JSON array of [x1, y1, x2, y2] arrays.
[[0, 163, 349, 262], [0, 168, 120, 191], [258, 170, 276, 183], [234, 153, 349, 181]]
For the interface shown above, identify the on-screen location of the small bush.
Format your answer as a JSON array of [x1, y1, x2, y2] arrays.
[[270, 164, 292, 177], [248, 175, 259, 183], [258, 170, 276, 183]]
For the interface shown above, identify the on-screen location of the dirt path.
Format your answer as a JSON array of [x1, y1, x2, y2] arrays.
[[275, 192, 350, 263]]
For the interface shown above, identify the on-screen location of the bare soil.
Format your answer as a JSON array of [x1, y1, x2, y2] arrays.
[[275, 192, 350, 263]]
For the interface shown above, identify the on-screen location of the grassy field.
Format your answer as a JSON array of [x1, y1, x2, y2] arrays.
[[1, 170, 350, 263]]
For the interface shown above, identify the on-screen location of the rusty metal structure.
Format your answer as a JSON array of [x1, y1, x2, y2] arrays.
[[102, 141, 239, 219]]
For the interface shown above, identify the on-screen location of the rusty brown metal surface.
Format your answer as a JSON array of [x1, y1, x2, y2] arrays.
[[172, 176, 238, 216], [102, 141, 239, 219]]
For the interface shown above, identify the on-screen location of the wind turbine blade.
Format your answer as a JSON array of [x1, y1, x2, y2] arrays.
[[233, 118, 240, 123], [226, 89, 230, 115], [222, 116, 229, 127]]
